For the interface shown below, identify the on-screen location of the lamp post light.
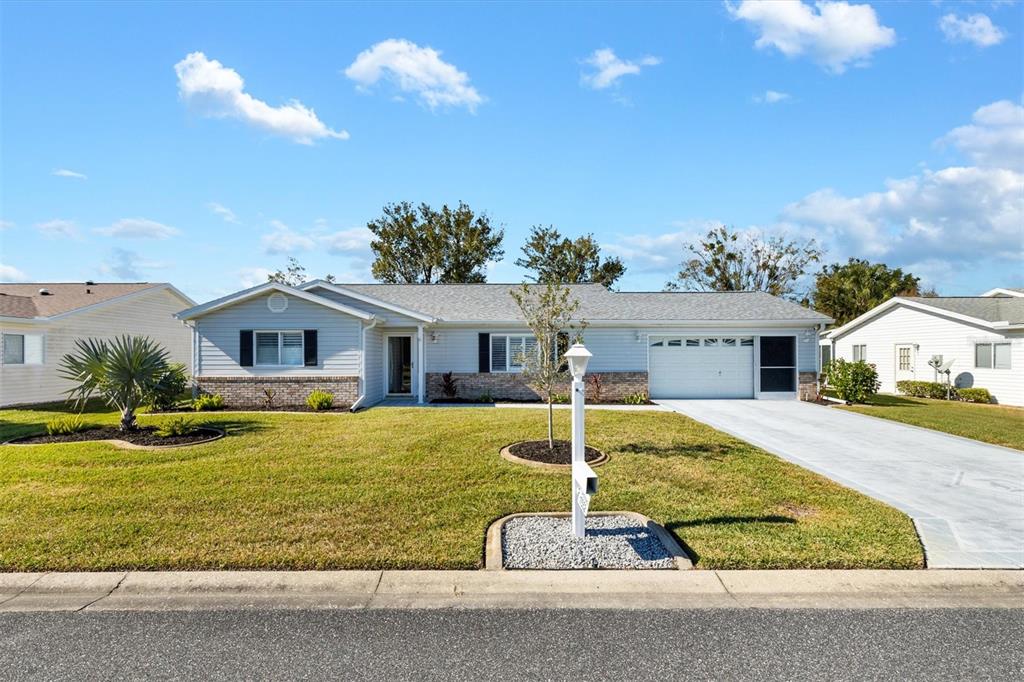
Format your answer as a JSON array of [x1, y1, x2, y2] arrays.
[[563, 343, 597, 538]]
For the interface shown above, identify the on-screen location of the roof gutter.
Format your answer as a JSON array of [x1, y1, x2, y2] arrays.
[[350, 317, 380, 412]]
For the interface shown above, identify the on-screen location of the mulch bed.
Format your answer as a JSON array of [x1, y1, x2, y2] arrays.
[[8, 426, 221, 447], [507, 439, 604, 465]]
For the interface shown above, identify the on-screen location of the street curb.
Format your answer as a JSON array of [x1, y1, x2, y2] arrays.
[[0, 570, 1021, 612], [484, 511, 693, 571]]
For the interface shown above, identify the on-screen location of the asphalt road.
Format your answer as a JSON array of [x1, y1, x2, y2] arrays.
[[2, 608, 1022, 681]]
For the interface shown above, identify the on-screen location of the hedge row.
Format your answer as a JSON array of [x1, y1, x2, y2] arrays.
[[895, 380, 992, 404]]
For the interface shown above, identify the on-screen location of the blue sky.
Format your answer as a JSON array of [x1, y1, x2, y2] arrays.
[[1, 0, 1021, 302]]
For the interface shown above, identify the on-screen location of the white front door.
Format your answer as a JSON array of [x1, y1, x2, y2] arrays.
[[895, 344, 915, 383], [648, 336, 755, 399]]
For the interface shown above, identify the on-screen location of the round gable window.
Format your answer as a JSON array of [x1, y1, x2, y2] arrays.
[[267, 292, 289, 313]]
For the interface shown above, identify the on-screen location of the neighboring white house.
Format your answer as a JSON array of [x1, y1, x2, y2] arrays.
[[175, 281, 832, 409], [821, 288, 1024, 406], [0, 282, 195, 407]]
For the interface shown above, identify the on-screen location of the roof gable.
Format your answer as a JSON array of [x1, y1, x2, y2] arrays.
[[826, 296, 1024, 339], [176, 282, 376, 321]]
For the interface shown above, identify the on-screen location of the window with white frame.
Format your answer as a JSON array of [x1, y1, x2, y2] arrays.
[[853, 345, 867, 362], [2, 333, 44, 365], [491, 334, 538, 372], [254, 331, 304, 366], [975, 342, 1011, 370]]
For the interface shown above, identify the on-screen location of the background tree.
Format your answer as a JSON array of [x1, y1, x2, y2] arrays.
[[515, 225, 626, 289], [59, 335, 170, 432], [510, 283, 587, 449], [665, 225, 822, 300], [812, 259, 928, 326], [368, 201, 504, 283], [267, 257, 336, 287]]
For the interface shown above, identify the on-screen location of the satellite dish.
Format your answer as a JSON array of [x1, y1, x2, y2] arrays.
[[928, 356, 943, 369], [938, 359, 955, 373]]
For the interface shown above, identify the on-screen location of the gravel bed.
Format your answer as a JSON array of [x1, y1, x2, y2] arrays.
[[502, 515, 676, 569]]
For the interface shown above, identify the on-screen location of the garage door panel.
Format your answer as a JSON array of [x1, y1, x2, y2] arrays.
[[648, 336, 754, 399]]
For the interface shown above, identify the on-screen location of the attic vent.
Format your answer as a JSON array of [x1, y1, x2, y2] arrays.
[[38, 288, 52, 296], [267, 292, 288, 313]]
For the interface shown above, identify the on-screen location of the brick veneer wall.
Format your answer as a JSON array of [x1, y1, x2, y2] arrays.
[[797, 371, 818, 401], [426, 371, 649, 402], [196, 376, 359, 408]]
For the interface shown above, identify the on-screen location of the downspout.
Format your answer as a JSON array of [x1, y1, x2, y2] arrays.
[[350, 317, 379, 412]]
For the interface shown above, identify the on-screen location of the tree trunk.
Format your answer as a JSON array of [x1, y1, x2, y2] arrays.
[[547, 397, 554, 449], [120, 407, 136, 432]]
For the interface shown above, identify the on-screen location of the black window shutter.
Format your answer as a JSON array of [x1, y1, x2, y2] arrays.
[[239, 330, 253, 367], [556, 331, 570, 371], [478, 333, 490, 373], [304, 330, 318, 367]]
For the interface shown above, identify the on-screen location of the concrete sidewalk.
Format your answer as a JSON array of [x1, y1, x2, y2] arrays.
[[1, 570, 1021, 612]]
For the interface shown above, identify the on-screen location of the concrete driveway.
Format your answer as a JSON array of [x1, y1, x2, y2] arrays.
[[657, 400, 1024, 569]]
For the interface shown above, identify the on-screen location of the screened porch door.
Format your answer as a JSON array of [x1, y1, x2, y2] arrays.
[[386, 336, 413, 395]]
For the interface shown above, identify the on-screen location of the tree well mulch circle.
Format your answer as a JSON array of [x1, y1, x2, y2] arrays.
[[500, 440, 608, 469], [4, 426, 225, 449]]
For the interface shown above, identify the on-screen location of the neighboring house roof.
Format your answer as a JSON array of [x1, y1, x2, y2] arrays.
[[825, 296, 1024, 340], [323, 283, 831, 323], [175, 282, 377, 321], [981, 287, 1024, 298], [0, 282, 191, 320]]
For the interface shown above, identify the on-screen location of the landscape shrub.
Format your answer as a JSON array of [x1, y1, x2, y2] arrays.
[[262, 388, 277, 409], [896, 380, 952, 400], [825, 359, 880, 404], [149, 362, 190, 411], [957, 387, 992, 404], [551, 393, 570, 404], [192, 394, 224, 411], [588, 374, 603, 403], [623, 391, 648, 405], [440, 372, 458, 399], [156, 416, 195, 437], [46, 414, 88, 436], [306, 389, 335, 411], [478, 391, 494, 404]]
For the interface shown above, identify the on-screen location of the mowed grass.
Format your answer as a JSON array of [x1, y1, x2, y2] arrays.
[[837, 394, 1024, 451], [0, 405, 923, 571]]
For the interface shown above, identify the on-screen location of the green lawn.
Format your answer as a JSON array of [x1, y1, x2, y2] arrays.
[[0, 404, 923, 571], [837, 394, 1024, 451]]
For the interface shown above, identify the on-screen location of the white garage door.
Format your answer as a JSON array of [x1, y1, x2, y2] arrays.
[[648, 336, 755, 399]]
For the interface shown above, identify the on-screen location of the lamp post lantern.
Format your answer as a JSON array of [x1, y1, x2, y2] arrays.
[[563, 343, 597, 538]]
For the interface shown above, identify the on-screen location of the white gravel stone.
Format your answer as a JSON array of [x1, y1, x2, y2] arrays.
[[502, 515, 676, 569]]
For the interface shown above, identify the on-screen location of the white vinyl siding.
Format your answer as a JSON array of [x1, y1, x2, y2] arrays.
[[0, 287, 193, 407], [195, 293, 360, 377], [831, 303, 1023, 406]]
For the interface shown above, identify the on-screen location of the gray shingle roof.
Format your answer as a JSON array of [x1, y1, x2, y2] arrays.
[[339, 283, 831, 323], [904, 296, 1024, 324]]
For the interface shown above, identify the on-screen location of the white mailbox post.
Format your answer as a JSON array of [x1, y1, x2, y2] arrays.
[[564, 343, 597, 538]]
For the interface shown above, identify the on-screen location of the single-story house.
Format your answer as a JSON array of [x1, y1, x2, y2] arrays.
[[0, 282, 195, 407], [821, 287, 1024, 406], [175, 281, 831, 408]]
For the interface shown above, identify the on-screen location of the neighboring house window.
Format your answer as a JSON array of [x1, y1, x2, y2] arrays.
[[898, 347, 912, 371], [852, 345, 867, 362], [975, 342, 1011, 370], [254, 331, 304, 366], [491, 334, 537, 372], [820, 345, 832, 370], [2, 333, 44, 365]]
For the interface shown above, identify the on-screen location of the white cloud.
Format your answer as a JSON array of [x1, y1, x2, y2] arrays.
[[940, 100, 1024, 171], [604, 220, 722, 274], [753, 89, 791, 104], [52, 168, 87, 180], [175, 51, 349, 144], [726, 0, 896, 73], [261, 220, 315, 254], [939, 13, 1006, 48], [0, 263, 30, 282], [580, 48, 661, 90], [0, 220, 14, 230], [237, 267, 273, 289], [319, 227, 373, 255], [207, 201, 238, 223], [99, 248, 168, 280], [95, 218, 180, 239], [35, 219, 80, 239], [344, 39, 484, 111]]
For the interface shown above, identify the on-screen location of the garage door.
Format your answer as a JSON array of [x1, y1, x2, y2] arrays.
[[648, 336, 755, 399]]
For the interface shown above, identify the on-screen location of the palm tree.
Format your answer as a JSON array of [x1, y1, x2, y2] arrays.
[[59, 335, 170, 432]]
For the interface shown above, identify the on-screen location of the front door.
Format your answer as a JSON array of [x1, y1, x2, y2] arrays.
[[895, 344, 915, 383], [386, 336, 413, 395]]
